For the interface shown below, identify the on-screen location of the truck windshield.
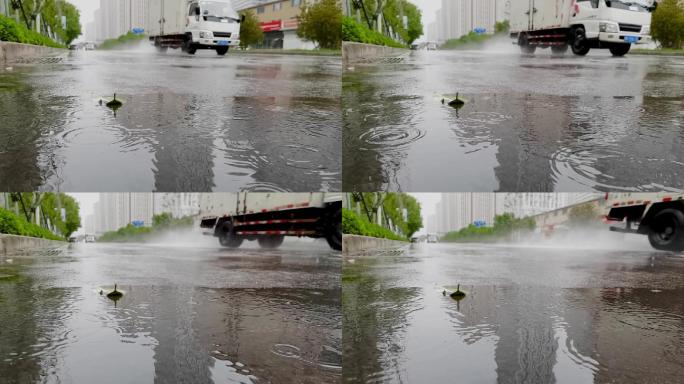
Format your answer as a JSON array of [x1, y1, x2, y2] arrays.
[[607, 0, 651, 12], [200, 1, 238, 20]]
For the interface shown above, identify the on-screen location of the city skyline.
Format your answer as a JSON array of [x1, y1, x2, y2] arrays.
[[74, 193, 201, 235], [412, 193, 601, 235]]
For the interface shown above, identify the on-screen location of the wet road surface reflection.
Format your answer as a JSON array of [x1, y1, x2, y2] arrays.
[[343, 50, 684, 192], [343, 243, 684, 383], [0, 241, 341, 383], [0, 50, 341, 192]]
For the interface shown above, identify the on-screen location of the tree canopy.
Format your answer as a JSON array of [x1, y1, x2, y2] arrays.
[[297, 0, 342, 49], [349, 0, 424, 45], [9, 0, 81, 44], [239, 9, 264, 49], [9, 192, 81, 239], [651, 0, 684, 49], [351, 192, 423, 238]]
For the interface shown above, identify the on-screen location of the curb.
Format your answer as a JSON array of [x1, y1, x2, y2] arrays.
[[343, 234, 409, 255], [0, 234, 65, 256]]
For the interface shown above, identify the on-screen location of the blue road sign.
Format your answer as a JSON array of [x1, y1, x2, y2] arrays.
[[474, 220, 487, 228], [131, 220, 145, 228], [132, 28, 145, 35]]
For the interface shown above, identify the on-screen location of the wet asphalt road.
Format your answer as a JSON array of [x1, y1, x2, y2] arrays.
[[0, 49, 341, 192], [0, 239, 341, 384], [343, 49, 684, 192], [343, 240, 684, 383]]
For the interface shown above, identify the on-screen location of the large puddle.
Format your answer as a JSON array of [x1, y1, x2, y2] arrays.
[[342, 243, 684, 383], [343, 50, 684, 192], [0, 51, 341, 192], [0, 242, 341, 383]]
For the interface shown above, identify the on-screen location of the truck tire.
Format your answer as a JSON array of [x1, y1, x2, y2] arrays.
[[325, 205, 342, 251], [216, 46, 229, 56], [519, 34, 536, 55], [609, 44, 631, 57], [648, 209, 684, 252], [183, 39, 197, 55], [551, 45, 568, 55], [571, 26, 590, 56], [155, 44, 168, 53], [258, 236, 284, 249], [219, 222, 243, 248]]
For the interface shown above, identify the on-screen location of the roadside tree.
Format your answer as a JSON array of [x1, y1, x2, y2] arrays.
[[297, 0, 342, 49], [651, 0, 684, 49], [239, 9, 264, 49]]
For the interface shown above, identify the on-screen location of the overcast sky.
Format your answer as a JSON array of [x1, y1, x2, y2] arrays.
[[409, 0, 441, 40], [68, 193, 99, 235], [71, 0, 98, 25], [409, 193, 442, 236]]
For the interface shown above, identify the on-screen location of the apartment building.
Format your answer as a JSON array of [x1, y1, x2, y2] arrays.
[[239, 0, 316, 49]]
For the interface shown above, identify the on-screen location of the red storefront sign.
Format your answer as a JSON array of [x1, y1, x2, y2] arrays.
[[282, 18, 299, 30], [260, 20, 282, 32]]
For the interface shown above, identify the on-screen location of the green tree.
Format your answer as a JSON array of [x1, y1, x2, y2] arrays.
[[384, 0, 423, 44], [9, 192, 43, 223], [8, 193, 80, 239], [297, 0, 342, 49], [41, 193, 80, 238], [10, 0, 81, 44], [239, 9, 263, 49], [651, 0, 684, 49]]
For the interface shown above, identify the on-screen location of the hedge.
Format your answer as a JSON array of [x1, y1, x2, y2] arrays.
[[0, 15, 64, 48], [98, 31, 147, 50], [342, 16, 406, 49], [342, 209, 407, 242], [0, 208, 64, 241]]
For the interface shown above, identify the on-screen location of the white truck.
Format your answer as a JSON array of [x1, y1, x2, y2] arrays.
[[509, 0, 654, 57], [199, 193, 342, 250], [146, 0, 242, 55], [605, 193, 684, 251]]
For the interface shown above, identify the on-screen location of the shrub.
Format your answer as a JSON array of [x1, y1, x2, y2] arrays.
[[342, 209, 407, 242], [0, 208, 64, 241], [98, 214, 194, 242], [651, 0, 684, 49], [98, 31, 147, 50], [342, 17, 406, 48], [0, 15, 64, 48]]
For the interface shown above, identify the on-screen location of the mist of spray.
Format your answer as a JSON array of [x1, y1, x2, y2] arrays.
[[493, 224, 653, 252]]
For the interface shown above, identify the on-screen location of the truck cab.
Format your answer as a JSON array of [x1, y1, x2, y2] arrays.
[[150, 0, 242, 56], [185, 0, 241, 55], [510, 0, 653, 57], [571, 0, 653, 56]]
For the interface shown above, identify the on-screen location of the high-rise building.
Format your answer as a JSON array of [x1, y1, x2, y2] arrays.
[[90, 0, 153, 42], [433, 0, 509, 42], [430, 193, 600, 234], [86, 193, 201, 234]]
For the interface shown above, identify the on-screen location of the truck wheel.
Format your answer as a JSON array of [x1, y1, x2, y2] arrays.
[[609, 44, 631, 57], [216, 46, 229, 56], [258, 236, 284, 249], [325, 205, 342, 251], [571, 27, 590, 56], [219, 222, 243, 248], [519, 34, 536, 55], [183, 40, 197, 55], [648, 209, 684, 252], [155, 45, 168, 53], [551, 45, 568, 55]]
